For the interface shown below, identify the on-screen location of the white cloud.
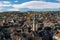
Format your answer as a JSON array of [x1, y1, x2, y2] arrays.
[[0, 8, 3, 10], [0, 1, 11, 7], [32, 0, 44, 1], [2, 1, 11, 4], [0, 1, 60, 12], [12, 1, 60, 9], [0, 1, 11, 5], [0, 1, 12, 12], [57, 0, 60, 2], [14, 0, 19, 2], [8, 8, 20, 11]]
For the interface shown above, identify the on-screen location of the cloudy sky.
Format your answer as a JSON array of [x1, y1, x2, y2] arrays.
[[0, 0, 60, 12]]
